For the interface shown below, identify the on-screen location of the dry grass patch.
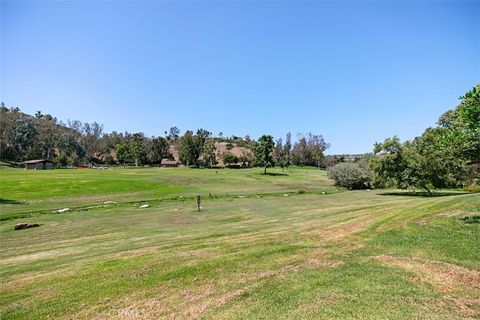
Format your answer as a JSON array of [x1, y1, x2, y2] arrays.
[[92, 283, 247, 320], [91, 250, 347, 319], [373, 255, 480, 317], [437, 210, 468, 217], [309, 213, 377, 241]]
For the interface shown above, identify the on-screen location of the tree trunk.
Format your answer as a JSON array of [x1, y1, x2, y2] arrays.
[[423, 185, 432, 196], [135, 158, 138, 167], [264, 166, 267, 174]]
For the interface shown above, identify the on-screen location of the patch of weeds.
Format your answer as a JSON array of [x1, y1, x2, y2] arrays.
[[461, 215, 480, 224], [463, 186, 480, 193]]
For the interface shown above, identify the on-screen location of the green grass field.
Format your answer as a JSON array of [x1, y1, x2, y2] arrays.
[[0, 167, 479, 319]]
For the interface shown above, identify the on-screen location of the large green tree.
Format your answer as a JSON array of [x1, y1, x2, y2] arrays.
[[179, 131, 196, 166], [80, 122, 104, 163], [167, 126, 180, 142], [128, 133, 145, 167], [12, 117, 36, 162], [372, 136, 408, 188], [193, 129, 211, 164], [291, 133, 329, 167], [115, 143, 130, 166], [202, 139, 216, 168], [254, 135, 275, 174], [150, 137, 170, 163], [439, 85, 480, 164], [405, 128, 464, 194], [34, 115, 57, 160]]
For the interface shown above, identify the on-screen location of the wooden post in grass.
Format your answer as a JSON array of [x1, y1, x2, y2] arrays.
[[196, 195, 201, 212]]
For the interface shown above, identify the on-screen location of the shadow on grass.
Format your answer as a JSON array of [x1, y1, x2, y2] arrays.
[[261, 172, 289, 176], [0, 198, 24, 205], [462, 215, 480, 224], [379, 191, 470, 198]]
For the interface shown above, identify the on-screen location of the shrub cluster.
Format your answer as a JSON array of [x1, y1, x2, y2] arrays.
[[327, 162, 371, 190]]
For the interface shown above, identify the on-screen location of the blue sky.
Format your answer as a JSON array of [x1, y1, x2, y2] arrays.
[[1, 1, 478, 154]]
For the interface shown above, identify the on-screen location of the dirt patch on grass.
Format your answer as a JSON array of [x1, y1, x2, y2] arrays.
[[305, 258, 345, 269], [179, 287, 246, 319], [416, 218, 428, 226], [311, 214, 376, 242], [97, 283, 247, 320], [437, 210, 466, 217], [166, 214, 198, 226], [373, 255, 480, 317]]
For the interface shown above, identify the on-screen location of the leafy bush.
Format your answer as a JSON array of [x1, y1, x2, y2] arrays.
[[55, 154, 68, 167], [327, 162, 371, 190], [223, 153, 238, 167], [464, 185, 480, 193]]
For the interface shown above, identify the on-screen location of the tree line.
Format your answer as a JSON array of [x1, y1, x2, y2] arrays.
[[0, 103, 330, 170], [372, 84, 479, 192], [327, 85, 480, 192]]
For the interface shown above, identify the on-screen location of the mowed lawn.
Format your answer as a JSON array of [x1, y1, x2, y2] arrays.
[[0, 168, 479, 319], [0, 167, 334, 219]]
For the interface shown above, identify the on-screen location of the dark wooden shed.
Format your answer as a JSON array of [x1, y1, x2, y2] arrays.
[[22, 159, 54, 170]]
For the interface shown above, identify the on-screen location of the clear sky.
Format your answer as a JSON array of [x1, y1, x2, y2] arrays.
[[1, 1, 479, 154]]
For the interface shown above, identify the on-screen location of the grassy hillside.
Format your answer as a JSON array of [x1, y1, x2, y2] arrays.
[[0, 168, 479, 319]]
